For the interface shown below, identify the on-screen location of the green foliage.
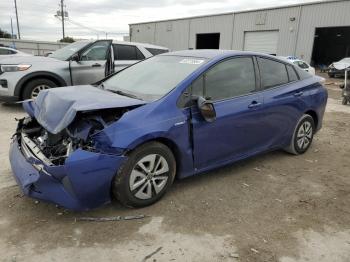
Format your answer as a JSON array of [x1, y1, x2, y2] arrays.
[[0, 28, 12, 38], [59, 36, 75, 43]]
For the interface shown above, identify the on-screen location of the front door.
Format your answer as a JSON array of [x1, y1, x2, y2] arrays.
[[71, 40, 112, 85], [191, 56, 266, 169]]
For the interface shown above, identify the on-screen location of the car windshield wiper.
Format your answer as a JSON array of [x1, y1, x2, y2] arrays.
[[107, 89, 143, 101]]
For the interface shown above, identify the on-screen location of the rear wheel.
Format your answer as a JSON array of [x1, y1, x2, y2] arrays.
[[22, 78, 57, 100], [113, 142, 176, 208], [285, 114, 315, 155]]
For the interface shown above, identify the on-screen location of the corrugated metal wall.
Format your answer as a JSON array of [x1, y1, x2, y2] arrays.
[[130, 0, 350, 63], [154, 20, 190, 50], [296, 0, 350, 63], [130, 23, 156, 44], [188, 14, 234, 49], [232, 6, 301, 56], [130, 15, 234, 50]]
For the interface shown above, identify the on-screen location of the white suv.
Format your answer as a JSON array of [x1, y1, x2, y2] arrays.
[[0, 40, 168, 101]]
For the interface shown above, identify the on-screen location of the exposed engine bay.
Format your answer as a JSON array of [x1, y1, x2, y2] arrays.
[[17, 107, 133, 166]]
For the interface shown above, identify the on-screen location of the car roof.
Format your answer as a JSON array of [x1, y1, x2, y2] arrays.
[[75, 40, 168, 50], [160, 49, 280, 60], [112, 40, 169, 50]]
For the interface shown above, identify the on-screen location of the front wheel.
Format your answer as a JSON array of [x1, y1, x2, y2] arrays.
[[113, 142, 176, 208], [22, 78, 57, 100], [285, 114, 315, 155]]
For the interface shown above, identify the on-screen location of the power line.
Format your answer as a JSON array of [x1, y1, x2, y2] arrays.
[[55, 16, 128, 38]]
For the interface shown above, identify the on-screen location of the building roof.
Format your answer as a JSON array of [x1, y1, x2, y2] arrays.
[[129, 0, 344, 25], [160, 49, 270, 59]]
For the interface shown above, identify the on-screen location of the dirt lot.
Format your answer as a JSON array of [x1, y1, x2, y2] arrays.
[[0, 74, 349, 262]]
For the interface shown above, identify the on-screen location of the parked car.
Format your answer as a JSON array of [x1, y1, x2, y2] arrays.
[[0, 40, 168, 102], [328, 57, 350, 78], [279, 56, 315, 75], [10, 50, 328, 210], [0, 47, 31, 60]]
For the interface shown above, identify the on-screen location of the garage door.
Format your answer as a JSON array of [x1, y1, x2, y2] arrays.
[[244, 31, 279, 55]]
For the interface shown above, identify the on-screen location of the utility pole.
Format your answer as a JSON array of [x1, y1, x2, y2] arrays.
[[10, 18, 14, 38], [14, 0, 20, 39], [60, 0, 65, 39], [10, 17, 16, 48]]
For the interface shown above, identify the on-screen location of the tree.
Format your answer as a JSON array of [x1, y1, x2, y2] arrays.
[[59, 36, 75, 43], [0, 28, 12, 39]]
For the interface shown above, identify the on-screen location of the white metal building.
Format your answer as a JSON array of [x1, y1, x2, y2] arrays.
[[129, 0, 350, 65]]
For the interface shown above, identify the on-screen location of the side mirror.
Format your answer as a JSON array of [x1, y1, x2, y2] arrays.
[[197, 96, 216, 122], [71, 53, 80, 62]]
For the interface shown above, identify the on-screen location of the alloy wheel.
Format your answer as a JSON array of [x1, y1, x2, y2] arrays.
[[129, 154, 169, 200], [296, 121, 313, 150], [31, 84, 50, 99]]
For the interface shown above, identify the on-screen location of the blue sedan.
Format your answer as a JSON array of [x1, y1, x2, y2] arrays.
[[9, 50, 328, 210]]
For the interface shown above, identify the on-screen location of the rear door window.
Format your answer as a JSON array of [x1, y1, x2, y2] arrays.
[[113, 44, 144, 60], [0, 49, 11, 55], [257, 57, 289, 89]]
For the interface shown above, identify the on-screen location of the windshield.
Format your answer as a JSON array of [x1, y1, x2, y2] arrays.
[[103, 56, 207, 101], [50, 41, 91, 60]]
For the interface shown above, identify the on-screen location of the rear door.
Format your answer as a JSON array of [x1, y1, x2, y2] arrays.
[[113, 44, 145, 72], [191, 56, 266, 169], [257, 57, 305, 148], [71, 40, 112, 85]]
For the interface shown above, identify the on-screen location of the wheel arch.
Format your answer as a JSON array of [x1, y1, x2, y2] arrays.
[[14, 71, 68, 100], [304, 109, 318, 129], [127, 136, 182, 179]]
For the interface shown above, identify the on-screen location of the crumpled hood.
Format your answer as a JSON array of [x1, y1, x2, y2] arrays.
[[23, 85, 146, 134]]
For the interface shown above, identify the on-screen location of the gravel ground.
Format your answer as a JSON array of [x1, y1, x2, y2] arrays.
[[0, 74, 349, 262]]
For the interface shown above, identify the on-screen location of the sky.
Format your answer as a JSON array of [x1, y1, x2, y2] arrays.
[[0, 0, 321, 42]]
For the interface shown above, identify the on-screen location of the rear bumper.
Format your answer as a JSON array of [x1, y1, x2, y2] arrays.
[[9, 137, 126, 211]]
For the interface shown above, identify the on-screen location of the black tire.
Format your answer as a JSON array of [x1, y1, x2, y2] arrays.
[[113, 142, 176, 208], [328, 74, 334, 78], [285, 114, 315, 155], [22, 78, 57, 100], [342, 97, 348, 105]]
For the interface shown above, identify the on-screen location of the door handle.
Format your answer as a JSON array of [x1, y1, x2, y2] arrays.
[[248, 101, 262, 109], [92, 63, 102, 67], [294, 91, 303, 97]]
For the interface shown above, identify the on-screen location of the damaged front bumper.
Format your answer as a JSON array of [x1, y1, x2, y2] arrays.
[[9, 134, 127, 211]]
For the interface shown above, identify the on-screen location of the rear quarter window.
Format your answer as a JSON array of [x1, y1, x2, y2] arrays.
[[113, 44, 144, 60], [295, 65, 313, 80]]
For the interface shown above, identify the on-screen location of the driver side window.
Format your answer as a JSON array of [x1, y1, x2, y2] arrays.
[[81, 41, 109, 61]]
